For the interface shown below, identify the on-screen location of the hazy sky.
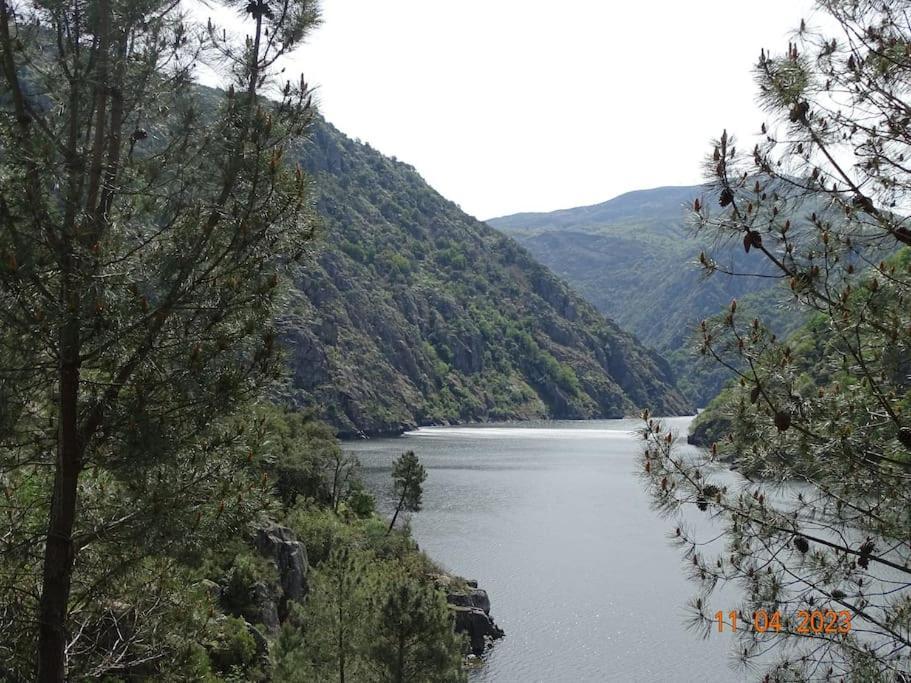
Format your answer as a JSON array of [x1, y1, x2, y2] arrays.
[[202, 0, 819, 219]]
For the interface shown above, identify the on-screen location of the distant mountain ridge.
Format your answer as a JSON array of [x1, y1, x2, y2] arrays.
[[280, 119, 692, 436], [488, 185, 803, 405], [489, 185, 701, 235]]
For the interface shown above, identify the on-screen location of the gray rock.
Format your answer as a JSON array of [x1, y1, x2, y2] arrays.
[[435, 574, 503, 655], [254, 523, 309, 617], [446, 588, 490, 615], [249, 581, 280, 631], [285, 326, 331, 389], [451, 606, 504, 656], [468, 588, 490, 614]]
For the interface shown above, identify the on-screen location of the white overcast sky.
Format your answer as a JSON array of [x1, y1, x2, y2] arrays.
[[197, 0, 819, 219]]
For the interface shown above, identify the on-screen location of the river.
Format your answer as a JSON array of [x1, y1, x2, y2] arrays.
[[346, 416, 747, 682]]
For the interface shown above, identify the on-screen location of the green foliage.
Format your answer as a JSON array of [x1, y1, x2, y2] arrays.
[[161, 406, 468, 682], [207, 617, 259, 674], [385, 450, 428, 535], [689, 311, 832, 455], [0, 0, 492, 679], [435, 245, 468, 270], [0, 0, 320, 674], [642, 2, 911, 677], [368, 571, 464, 683], [346, 480, 376, 518], [270, 618, 318, 682], [377, 248, 414, 282], [254, 404, 355, 509], [285, 502, 360, 567], [248, 422, 464, 681], [274, 549, 465, 683], [686, 382, 737, 448], [220, 551, 278, 621], [391, 450, 426, 515], [295, 546, 372, 681]]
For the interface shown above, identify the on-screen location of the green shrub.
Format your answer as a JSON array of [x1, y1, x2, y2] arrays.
[[208, 617, 257, 673]]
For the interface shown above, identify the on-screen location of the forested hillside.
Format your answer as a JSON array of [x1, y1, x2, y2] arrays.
[[281, 120, 692, 435], [489, 186, 804, 404]]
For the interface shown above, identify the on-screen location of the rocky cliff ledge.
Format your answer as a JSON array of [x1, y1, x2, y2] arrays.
[[432, 573, 505, 656], [213, 523, 504, 662]]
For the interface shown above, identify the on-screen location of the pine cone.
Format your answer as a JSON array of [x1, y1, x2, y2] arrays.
[[774, 410, 792, 432]]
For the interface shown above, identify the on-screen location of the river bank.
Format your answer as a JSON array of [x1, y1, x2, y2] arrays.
[[347, 417, 745, 682]]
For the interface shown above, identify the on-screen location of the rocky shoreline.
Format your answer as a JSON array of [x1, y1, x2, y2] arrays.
[[209, 523, 504, 665], [432, 573, 505, 656]]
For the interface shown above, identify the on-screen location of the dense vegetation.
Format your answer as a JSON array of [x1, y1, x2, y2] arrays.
[[489, 186, 806, 405], [689, 297, 846, 450], [2, 402, 469, 680], [0, 0, 328, 673], [195, 407, 467, 683], [13, 0, 909, 677], [639, 1, 911, 678], [282, 119, 692, 436], [0, 0, 475, 679]]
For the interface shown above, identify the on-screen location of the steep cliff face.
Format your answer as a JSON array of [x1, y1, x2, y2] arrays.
[[282, 119, 691, 436]]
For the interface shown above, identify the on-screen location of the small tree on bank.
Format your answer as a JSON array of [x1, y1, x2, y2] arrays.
[[641, 1, 911, 679], [0, 0, 319, 677], [387, 450, 426, 534]]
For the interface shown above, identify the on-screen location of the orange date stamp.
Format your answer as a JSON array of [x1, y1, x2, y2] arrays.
[[714, 609, 852, 634]]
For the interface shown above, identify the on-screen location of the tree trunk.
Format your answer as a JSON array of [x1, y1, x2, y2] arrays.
[[338, 601, 345, 683], [37, 308, 82, 681], [395, 629, 405, 683], [387, 490, 407, 535]]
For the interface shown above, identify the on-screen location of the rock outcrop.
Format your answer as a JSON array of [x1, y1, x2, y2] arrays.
[[446, 587, 491, 614], [434, 574, 504, 656], [252, 523, 309, 624], [247, 582, 280, 631], [452, 606, 504, 656]]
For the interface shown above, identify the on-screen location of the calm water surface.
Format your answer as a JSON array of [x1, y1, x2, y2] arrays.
[[347, 416, 746, 683]]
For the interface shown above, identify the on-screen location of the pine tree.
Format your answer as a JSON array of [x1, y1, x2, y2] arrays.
[[0, 0, 319, 677], [641, 1, 911, 678], [296, 546, 371, 683], [387, 450, 427, 534], [367, 570, 464, 683]]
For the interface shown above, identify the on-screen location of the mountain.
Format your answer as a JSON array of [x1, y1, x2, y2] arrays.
[[488, 186, 804, 404], [281, 120, 692, 436]]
